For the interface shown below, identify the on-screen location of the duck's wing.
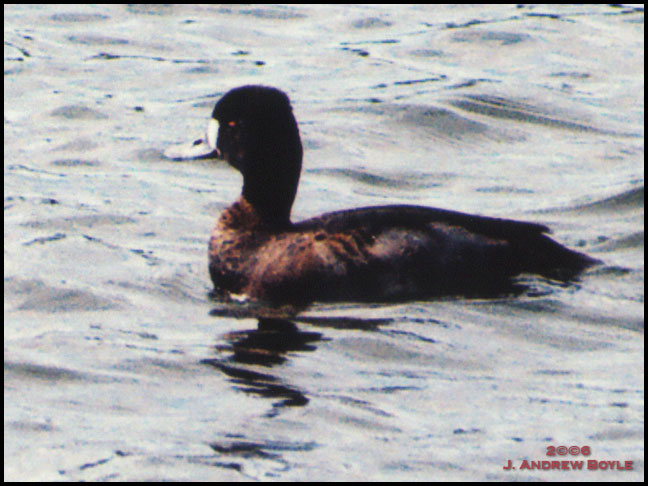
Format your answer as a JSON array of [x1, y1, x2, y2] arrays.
[[293, 205, 598, 283], [295, 205, 549, 239]]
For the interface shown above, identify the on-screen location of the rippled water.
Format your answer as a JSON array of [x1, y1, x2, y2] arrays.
[[4, 4, 644, 481]]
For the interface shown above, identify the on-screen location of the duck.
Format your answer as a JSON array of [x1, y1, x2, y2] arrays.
[[164, 85, 599, 304]]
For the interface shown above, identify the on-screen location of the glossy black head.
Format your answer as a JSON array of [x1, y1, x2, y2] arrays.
[[211, 86, 303, 226]]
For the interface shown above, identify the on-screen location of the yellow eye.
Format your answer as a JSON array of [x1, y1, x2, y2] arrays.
[[228, 121, 237, 127]]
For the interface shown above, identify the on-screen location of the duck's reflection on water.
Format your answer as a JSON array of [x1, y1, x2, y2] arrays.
[[203, 306, 394, 415], [201, 318, 315, 415], [209, 318, 323, 367]]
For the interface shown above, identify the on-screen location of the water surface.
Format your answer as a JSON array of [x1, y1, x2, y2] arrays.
[[4, 4, 644, 481]]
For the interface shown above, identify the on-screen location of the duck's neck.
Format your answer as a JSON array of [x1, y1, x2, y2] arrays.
[[220, 196, 292, 231], [239, 153, 301, 229]]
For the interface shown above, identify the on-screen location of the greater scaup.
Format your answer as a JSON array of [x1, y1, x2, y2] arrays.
[[165, 85, 599, 304]]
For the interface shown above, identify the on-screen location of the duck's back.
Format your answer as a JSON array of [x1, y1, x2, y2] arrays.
[[210, 204, 598, 303]]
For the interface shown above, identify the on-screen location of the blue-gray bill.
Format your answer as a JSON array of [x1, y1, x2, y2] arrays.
[[164, 118, 220, 160]]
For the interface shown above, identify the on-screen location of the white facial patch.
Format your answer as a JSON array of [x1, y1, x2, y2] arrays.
[[207, 118, 219, 150]]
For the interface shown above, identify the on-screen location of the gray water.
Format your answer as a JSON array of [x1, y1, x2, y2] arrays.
[[4, 4, 644, 481]]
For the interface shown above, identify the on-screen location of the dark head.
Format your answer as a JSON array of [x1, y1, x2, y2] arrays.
[[210, 86, 303, 226]]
